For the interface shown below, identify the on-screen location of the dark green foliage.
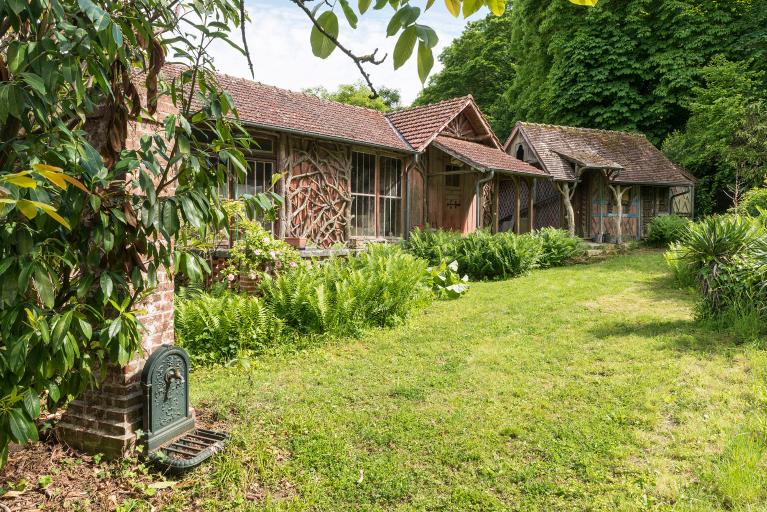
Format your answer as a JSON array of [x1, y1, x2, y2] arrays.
[[663, 59, 767, 214], [414, 11, 516, 132], [304, 82, 402, 111], [405, 228, 544, 280], [535, 227, 587, 267], [420, 0, 767, 144], [645, 215, 691, 247], [175, 290, 282, 365]]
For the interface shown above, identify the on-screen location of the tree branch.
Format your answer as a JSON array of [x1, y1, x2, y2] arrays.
[[290, 0, 385, 97], [239, 0, 255, 78]]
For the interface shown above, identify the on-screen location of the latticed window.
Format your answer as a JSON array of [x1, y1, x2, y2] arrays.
[[351, 151, 403, 238]]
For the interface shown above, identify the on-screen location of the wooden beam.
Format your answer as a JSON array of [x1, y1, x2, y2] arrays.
[[514, 176, 521, 234], [527, 178, 535, 233]]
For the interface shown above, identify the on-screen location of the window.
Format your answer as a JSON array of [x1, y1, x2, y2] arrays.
[[351, 151, 403, 238], [445, 164, 462, 188], [379, 157, 402, 237], [235, 160, 273, 197], [516, 144, 525, 161]]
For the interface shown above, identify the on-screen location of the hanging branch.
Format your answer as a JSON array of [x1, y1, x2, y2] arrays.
[[239, 0, 255, 78], [290, 0, 386, 97]]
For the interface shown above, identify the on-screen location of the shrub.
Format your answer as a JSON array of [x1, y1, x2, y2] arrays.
[[534, 228, 587, 267], [261, 244, 429, 335], [666, 215, 767, 331], [175, 290, 283, 365], [426, 260, 469, 299], [645, 215, 691, 247], [734, 187, 767, 217], [405, 227, 461, 264], [224, 201, 301, 281], [405, 228, 543, 280]]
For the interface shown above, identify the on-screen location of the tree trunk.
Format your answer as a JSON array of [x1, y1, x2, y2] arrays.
[[556, 182, 577, 237], [607, 184, 629, 245]]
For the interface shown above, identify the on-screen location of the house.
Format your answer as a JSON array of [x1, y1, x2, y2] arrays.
[[195, 69, 694, 248], [205, 72, 545, 248], [504, 122, 696, 243]]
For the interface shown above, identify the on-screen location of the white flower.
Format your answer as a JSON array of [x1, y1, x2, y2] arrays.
[[227, 273, 235, 282], [262, 236, 270, 244], [289, 261, 297, 268], [254, 249, 262, 256]]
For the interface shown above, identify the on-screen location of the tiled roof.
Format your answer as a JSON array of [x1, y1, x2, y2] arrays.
[[386, 96, 472, 151], [164, 66, 413, 153], [433, 136, 547, 177], [509, 122, 694, 186]]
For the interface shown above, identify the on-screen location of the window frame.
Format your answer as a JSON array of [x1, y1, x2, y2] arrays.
[[350, 149, 405, 240]]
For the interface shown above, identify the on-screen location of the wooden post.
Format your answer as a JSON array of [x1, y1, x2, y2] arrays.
[[607, 182, 629, 245], [513, 176, 521, 234], [493, 175, 500, 233], [527, 177, 535, 233], [554, 181, 578, 237]]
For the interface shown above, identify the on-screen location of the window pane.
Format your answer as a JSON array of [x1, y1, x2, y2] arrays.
[[351, 151, 376, 236], [379, 157, 402, 236]]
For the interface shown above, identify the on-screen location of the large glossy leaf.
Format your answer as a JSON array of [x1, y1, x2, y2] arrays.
[[417, 42, 434, 83], [444, 0, 461, 17], [485, 0, 505, 16], [310, 11, 339, 59], [393, 26, 418, 70], [339, 0, 358, 28]]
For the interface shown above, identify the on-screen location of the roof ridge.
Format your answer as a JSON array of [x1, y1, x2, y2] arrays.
[[387, 95, 472, 117], [519, 121, 648, 139], [212, 69, 390, 116]]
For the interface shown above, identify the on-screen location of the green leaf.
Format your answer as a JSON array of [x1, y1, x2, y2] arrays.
[[100, 273, 113, 299], [485, 0, 505, 16], [415, 24, 439, 49], [34, 267, 55, 308], [417, 42, 434, 83], [569, 0, 598, 5], [425, 0, 436, 10], [7, 0, 27, 15], [386, 6, 420, 36], [358, 0, 372, 14], [48, 383, 61, 403], [78, 318, 93, 340], [108, 317, 122, 340], [339, 0, 358, 28], [8, 408, 34, 444], [462, 0, 483, 17], [393, 26, 418, 70], [6, 42, 26, 74], [20, 73, 46, 96], [310, 11, 339, 59], [77, 0, 110, 31], [22, 390, 41, 421]]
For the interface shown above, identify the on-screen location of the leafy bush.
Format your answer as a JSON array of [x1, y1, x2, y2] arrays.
[[534, 228, 587, 267], [175, 290, 282, 365], [405, 227, 462, 264], [406, 228, 576, 280], [426, 260, 469, 299], [666, 215, 767, 334], [734, 187, 767, 217], [261, 244, 429, 336], [645, 215, 691, 247], [223, 201, 301, 280]]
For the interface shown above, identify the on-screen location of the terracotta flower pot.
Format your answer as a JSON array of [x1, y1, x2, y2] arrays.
[[284, 236, 307, 249]]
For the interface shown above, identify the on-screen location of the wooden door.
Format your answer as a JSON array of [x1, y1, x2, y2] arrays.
[[443, 173, 463, 231]]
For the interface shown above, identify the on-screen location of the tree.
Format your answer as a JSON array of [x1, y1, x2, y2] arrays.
[[417, 0, 767, 143], [663, 59, 767, 214], [0, 0, 280, 466], [304, 81, 401, 111], [414, 10, 515, 132]]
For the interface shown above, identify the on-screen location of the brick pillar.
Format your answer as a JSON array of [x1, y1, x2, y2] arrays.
[[56, 83, 179, 457], [55, 269, 175, 457]]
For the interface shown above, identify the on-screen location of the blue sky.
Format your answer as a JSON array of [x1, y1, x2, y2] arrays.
[[208, 0, 480, 104]]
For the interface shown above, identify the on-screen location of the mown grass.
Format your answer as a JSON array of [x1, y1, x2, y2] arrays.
[[161, 251, 767, 511]]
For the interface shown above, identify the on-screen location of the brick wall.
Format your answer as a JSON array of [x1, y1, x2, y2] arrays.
[[56, 85, 179, 458]]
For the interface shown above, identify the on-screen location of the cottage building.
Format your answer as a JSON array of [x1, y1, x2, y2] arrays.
[[504, 122, 696, 242], [206, 72, 545, 248], [192, 69, 695, 247]]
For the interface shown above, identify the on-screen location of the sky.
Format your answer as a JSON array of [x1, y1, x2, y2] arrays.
[[207, 0, 478, 105]]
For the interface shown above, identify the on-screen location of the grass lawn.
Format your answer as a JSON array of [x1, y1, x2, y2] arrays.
[[169, 251, 767, 511]]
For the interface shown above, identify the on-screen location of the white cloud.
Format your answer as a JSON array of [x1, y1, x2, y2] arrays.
[[207, 0, 472, 105]]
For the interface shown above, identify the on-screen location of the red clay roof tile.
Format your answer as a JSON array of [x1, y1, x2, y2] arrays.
[[433, 136, 547, 177]]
